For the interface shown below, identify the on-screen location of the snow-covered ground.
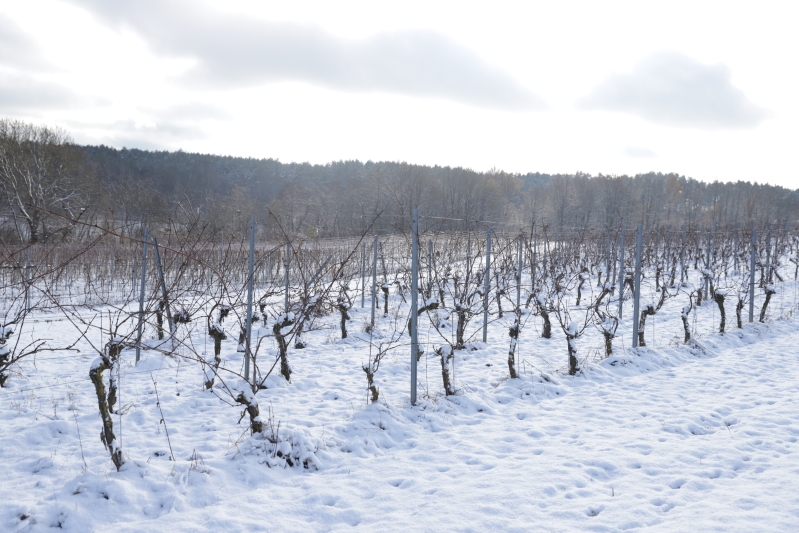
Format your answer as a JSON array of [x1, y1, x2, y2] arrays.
[[2, 276, 799, 531]]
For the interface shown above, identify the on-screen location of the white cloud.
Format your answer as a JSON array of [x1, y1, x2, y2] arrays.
[[64, 0, 542, 111], [624, 147, 656, 158], [0, 73, 82, 112], [0, 13, 50, 70], [65, 118, 210, 150], [581, 52, 770, 130]]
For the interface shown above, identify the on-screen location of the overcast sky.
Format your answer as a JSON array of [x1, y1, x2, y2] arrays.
[[1, 0, 796, 187]]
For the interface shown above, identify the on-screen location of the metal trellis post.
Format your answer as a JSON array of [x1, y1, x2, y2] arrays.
[[284, 242, 291, 314], [617, 229, 625, 319], [483, 228, 491, 343], [632, 224, 643, 348], [516, 235, 523, 310], [749, 228, 756, 323], [680, 225, 686, 283], [244, 217, 256, 383], [410, 209, 419, 405], [135, 227, 149, 365], [371, 234, 377, 329], [361, 242, 366, 308]]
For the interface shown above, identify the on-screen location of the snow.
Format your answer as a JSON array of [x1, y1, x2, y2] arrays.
[[276, 312, 295, 323], [1, 263, 799, 531]]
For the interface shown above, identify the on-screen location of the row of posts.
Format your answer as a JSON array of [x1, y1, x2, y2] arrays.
[[131, 215, 774, 402]]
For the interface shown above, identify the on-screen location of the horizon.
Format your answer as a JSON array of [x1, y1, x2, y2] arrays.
[[76, 142, 798, 190], [1, 1, 797, 188]]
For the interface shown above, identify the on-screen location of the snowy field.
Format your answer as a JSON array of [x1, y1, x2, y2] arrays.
[[2, 263, 799, 532]]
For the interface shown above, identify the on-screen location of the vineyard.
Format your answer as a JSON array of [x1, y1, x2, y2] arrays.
[[1, 214, 798, 531]]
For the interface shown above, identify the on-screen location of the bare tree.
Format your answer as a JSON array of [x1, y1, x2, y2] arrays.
[[0, 119, 89, 244]]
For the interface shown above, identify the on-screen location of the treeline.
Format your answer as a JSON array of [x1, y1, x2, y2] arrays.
[[1, 118, 797, 244]]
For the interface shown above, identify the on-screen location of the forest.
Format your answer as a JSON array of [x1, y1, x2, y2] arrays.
[[1, 119, 797, 245]]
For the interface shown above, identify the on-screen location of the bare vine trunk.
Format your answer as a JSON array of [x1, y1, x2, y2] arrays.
[[540, 308, 552, 339], [603, 331, 614, 357], [273, 315, 295, 381], [736, 298, 744, 329], [455, 306, 467, 350], [336, 296, 350, 339], [235, 387, 263, 434], [576, 275, 586, 306], [714, 292, 726, 333], [89, 342, 124, 471], [206, 324, 225, 389], [681, 294, 693, 343], [508, 318, 519, 379], [438, 345, 456, 396], [637, 305, 655, 347], [759, 287, 776, 322], [567, 334, 578, 376], [363, 365, 378, 402]]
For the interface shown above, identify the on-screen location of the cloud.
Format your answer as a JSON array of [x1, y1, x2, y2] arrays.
[[0, 15, 84, 114], [624, 147, 656, 158], [0, 14, 51, 71], [66, 0, 541, 111], [581, 52, 769, 129], [142, 102, 232, 122], [0, 73, 83, 111], [66, 118, 209, 151], [61, 102, 227, 151]]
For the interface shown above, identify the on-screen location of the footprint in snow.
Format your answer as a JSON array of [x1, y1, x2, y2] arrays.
[[669, 478, 687, 489], [388, 478, 414, 489], [585, 505, 604, 517]]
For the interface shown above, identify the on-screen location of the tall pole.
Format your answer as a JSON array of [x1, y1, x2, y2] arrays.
[[410, 209, 419, 405], [361, 242, 366, 308], [427, 240, 433, 298], [244, 217, 256, 383], [532, 229, 537, 294], [617, 229, 625, 319], [632, 224, 643, 348], [749, 228, 756, 323], [482, 228, 491, 343], [713, 224, 718, 266], [25, 247, 31, 313], [371, 234, 378, 329], [705, 229, 711, 300], [466, 238, 472, 281], [680, 225, 686, 283], [766, 221, 772, 284], [135, 227, 149, 365], [611, 233, 617, 288], [516, 235, 523, 310], [284, 242, 291, 314]]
